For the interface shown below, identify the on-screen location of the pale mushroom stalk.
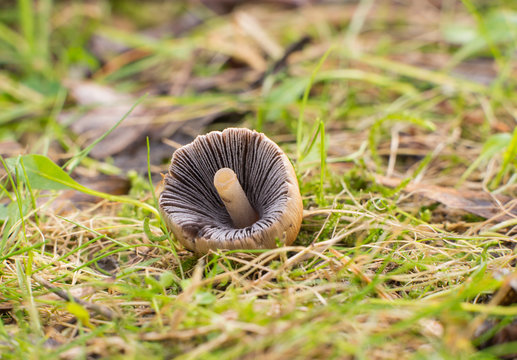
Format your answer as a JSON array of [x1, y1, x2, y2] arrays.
[[214, 168, 258, 228]]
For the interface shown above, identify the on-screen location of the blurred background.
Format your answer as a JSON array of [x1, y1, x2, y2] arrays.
[[1, 0, 516, 199]]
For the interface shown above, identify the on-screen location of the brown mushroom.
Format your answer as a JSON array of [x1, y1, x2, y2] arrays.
[[159, 128, 303, 254]]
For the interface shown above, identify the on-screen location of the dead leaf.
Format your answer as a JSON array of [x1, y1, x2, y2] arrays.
[[66, 81, 131, 106], [88, 337, 130, 358], [60, 81, 150, 159], [95, 256, 119, 275], [60, 346, 84, 360], [60, 81, 243, 176], [40, 175, 131, 212], [198, 0, 319, 15], [452, 59, 498, 86], [0, 140, 24, 158], [0, 301, 13, 313], [376, 175, 517, 221]]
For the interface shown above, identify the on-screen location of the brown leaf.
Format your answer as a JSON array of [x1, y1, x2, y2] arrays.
[[198, 0, 319, 14], [66, 81, 130, 106], [0, 301, 13, 313], [60, 81, 150, 159], [95, 255, 119, 275], [40, 175, 131, 212], [376, 175, 517, 221], [60, 82, 237, 175]]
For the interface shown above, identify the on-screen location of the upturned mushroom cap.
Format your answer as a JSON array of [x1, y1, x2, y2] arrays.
[[159, 128, 303, 254]]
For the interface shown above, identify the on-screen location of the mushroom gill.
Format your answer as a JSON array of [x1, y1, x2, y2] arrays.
[[159, 128, 303, 254]]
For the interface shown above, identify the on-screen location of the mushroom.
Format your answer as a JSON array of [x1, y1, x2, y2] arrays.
[[159, 128, 303, 254]]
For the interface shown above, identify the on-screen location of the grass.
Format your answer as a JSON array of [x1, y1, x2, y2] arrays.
[[1, 0, 517, 359]]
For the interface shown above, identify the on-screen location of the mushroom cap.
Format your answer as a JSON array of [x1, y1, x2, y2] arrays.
[[159, 128, 303, 254]]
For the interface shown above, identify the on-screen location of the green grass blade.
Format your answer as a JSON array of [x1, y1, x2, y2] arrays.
[[296, 46, 333, 159], [491, 127, 517, 189], [6, 154, 158, 216], [458, 132, 512, 186], [318, 119, 326, 205], [18, 0, 35, 53]]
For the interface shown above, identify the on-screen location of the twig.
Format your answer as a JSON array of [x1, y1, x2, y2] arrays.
[[250, 35, 312, 88], [32, 274, 114, 320]]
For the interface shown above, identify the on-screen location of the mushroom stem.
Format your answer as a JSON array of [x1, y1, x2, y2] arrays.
[[214, 168, 258, 228]]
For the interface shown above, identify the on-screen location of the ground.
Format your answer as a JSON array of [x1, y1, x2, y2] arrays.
[[0, 0, 517, 359]]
